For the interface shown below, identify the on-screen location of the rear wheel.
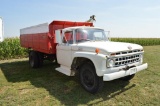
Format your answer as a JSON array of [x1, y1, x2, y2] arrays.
[[29, 51, 39, 68], [79, 62, 103, 94], [38, 52, 44, 67]]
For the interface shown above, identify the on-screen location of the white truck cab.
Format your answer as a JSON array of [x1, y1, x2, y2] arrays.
[[55, 26, 148, 93]]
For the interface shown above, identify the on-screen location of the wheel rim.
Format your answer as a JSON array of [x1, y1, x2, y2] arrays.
[[81, 69, 95, 89]]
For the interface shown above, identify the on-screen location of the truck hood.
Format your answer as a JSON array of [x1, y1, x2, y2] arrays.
[[75, 41, 143, 53]]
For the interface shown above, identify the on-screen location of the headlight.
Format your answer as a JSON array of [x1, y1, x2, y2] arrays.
[[107, 59, 115, 68]]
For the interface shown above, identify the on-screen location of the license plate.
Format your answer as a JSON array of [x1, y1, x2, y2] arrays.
[[129, 68, 137, 75]]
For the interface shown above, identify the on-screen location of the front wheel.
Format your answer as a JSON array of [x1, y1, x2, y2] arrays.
[[79, 62, 103, 94]]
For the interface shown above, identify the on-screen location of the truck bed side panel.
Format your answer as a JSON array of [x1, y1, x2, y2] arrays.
[[20, 33, 53, 54], [20, 23, 54, 54]]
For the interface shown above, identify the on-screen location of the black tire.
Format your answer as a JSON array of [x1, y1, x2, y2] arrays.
[[121, 74, 135, 81], [29, 51, 39, 68], [79, 62, 103, 94], [38, 52, 44, 67]]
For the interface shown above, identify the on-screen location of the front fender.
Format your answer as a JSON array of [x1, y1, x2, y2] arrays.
[[73, 52, 107, 76]]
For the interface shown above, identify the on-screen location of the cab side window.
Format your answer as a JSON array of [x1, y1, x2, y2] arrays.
[[62, 31, 73, 44]]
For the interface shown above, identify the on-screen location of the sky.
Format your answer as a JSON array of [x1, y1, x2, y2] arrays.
[[0, 0, 160, 38]]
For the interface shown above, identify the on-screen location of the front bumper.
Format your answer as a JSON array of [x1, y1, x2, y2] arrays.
[[103, 63, 148, 81]]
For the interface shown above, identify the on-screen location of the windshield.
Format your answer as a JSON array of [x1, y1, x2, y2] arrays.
[[75, 28, 109, 43]]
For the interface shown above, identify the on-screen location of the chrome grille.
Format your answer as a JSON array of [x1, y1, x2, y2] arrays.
[[114, 54, 140, 67]]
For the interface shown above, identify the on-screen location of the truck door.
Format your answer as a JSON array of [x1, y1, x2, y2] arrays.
[[56, 31, 73, 67]]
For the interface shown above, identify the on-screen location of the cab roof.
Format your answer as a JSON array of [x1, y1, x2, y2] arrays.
[[62, 26, 103, 31]]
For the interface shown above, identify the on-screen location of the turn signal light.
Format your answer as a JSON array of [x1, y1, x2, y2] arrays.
[[95, 48, 100, 54], [111, 53, 116, 56]]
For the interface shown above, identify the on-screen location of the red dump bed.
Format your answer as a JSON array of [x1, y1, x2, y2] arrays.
[[20, 20, 93, 54]]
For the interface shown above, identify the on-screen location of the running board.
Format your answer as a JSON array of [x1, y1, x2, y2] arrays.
[[55, 65, 71, 76]]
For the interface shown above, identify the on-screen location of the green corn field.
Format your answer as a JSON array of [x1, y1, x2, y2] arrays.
[[112, 38, 160, 46], [0, 37, 160, 60], [0, 38, 28, 60]]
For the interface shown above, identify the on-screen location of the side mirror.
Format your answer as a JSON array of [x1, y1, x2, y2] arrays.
[[55, 30, 62, 44]]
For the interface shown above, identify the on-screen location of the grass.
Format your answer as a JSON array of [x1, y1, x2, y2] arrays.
[[0, 45, 160, 106]]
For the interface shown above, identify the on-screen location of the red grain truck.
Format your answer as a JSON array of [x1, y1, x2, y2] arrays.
[[20, 20, 147, 93]]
